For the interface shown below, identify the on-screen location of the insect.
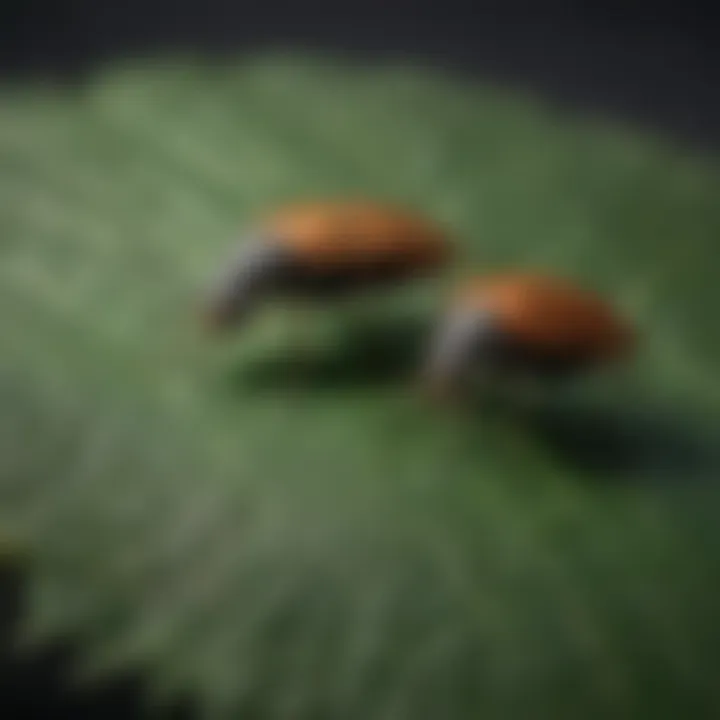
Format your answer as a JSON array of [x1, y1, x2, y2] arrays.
[[202, 200, 454, 334], [422, 273, 636, 402]]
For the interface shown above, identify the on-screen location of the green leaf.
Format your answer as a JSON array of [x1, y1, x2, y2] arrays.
[[1, 53, 720, 719]]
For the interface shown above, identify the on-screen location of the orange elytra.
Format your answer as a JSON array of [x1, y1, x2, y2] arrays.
[[423, 272, 636, 394], [203, 200, 454, 331]]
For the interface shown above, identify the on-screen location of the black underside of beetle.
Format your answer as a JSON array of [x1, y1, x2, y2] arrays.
[[276, 245, 432, 299], [477, 321, 597, 381]]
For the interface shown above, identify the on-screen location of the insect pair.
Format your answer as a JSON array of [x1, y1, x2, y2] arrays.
[[202, 201, 635, 404]]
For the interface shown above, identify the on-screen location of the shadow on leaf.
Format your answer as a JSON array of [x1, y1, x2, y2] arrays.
[[229, 314, 433, 394], [225, 315, 720, 489], [516, 397, 720, 486]]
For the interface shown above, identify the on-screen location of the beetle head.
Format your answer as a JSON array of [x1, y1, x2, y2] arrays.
[[421, 307, 495, 399], [202, 238, 290, 334]]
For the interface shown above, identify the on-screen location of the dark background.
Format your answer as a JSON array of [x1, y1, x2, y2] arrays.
[[0, 1, 718, 717], [1, 0, 719, 147]]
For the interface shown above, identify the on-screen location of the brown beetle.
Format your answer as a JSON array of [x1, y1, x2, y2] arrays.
[[422, 273, 636, 400], [203, 200, 453, 332]]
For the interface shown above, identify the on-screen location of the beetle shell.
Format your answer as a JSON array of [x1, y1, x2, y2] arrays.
[[455, 273, 635, 365], [202, 201, 454, 333], [258, 201, 452, 282]]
